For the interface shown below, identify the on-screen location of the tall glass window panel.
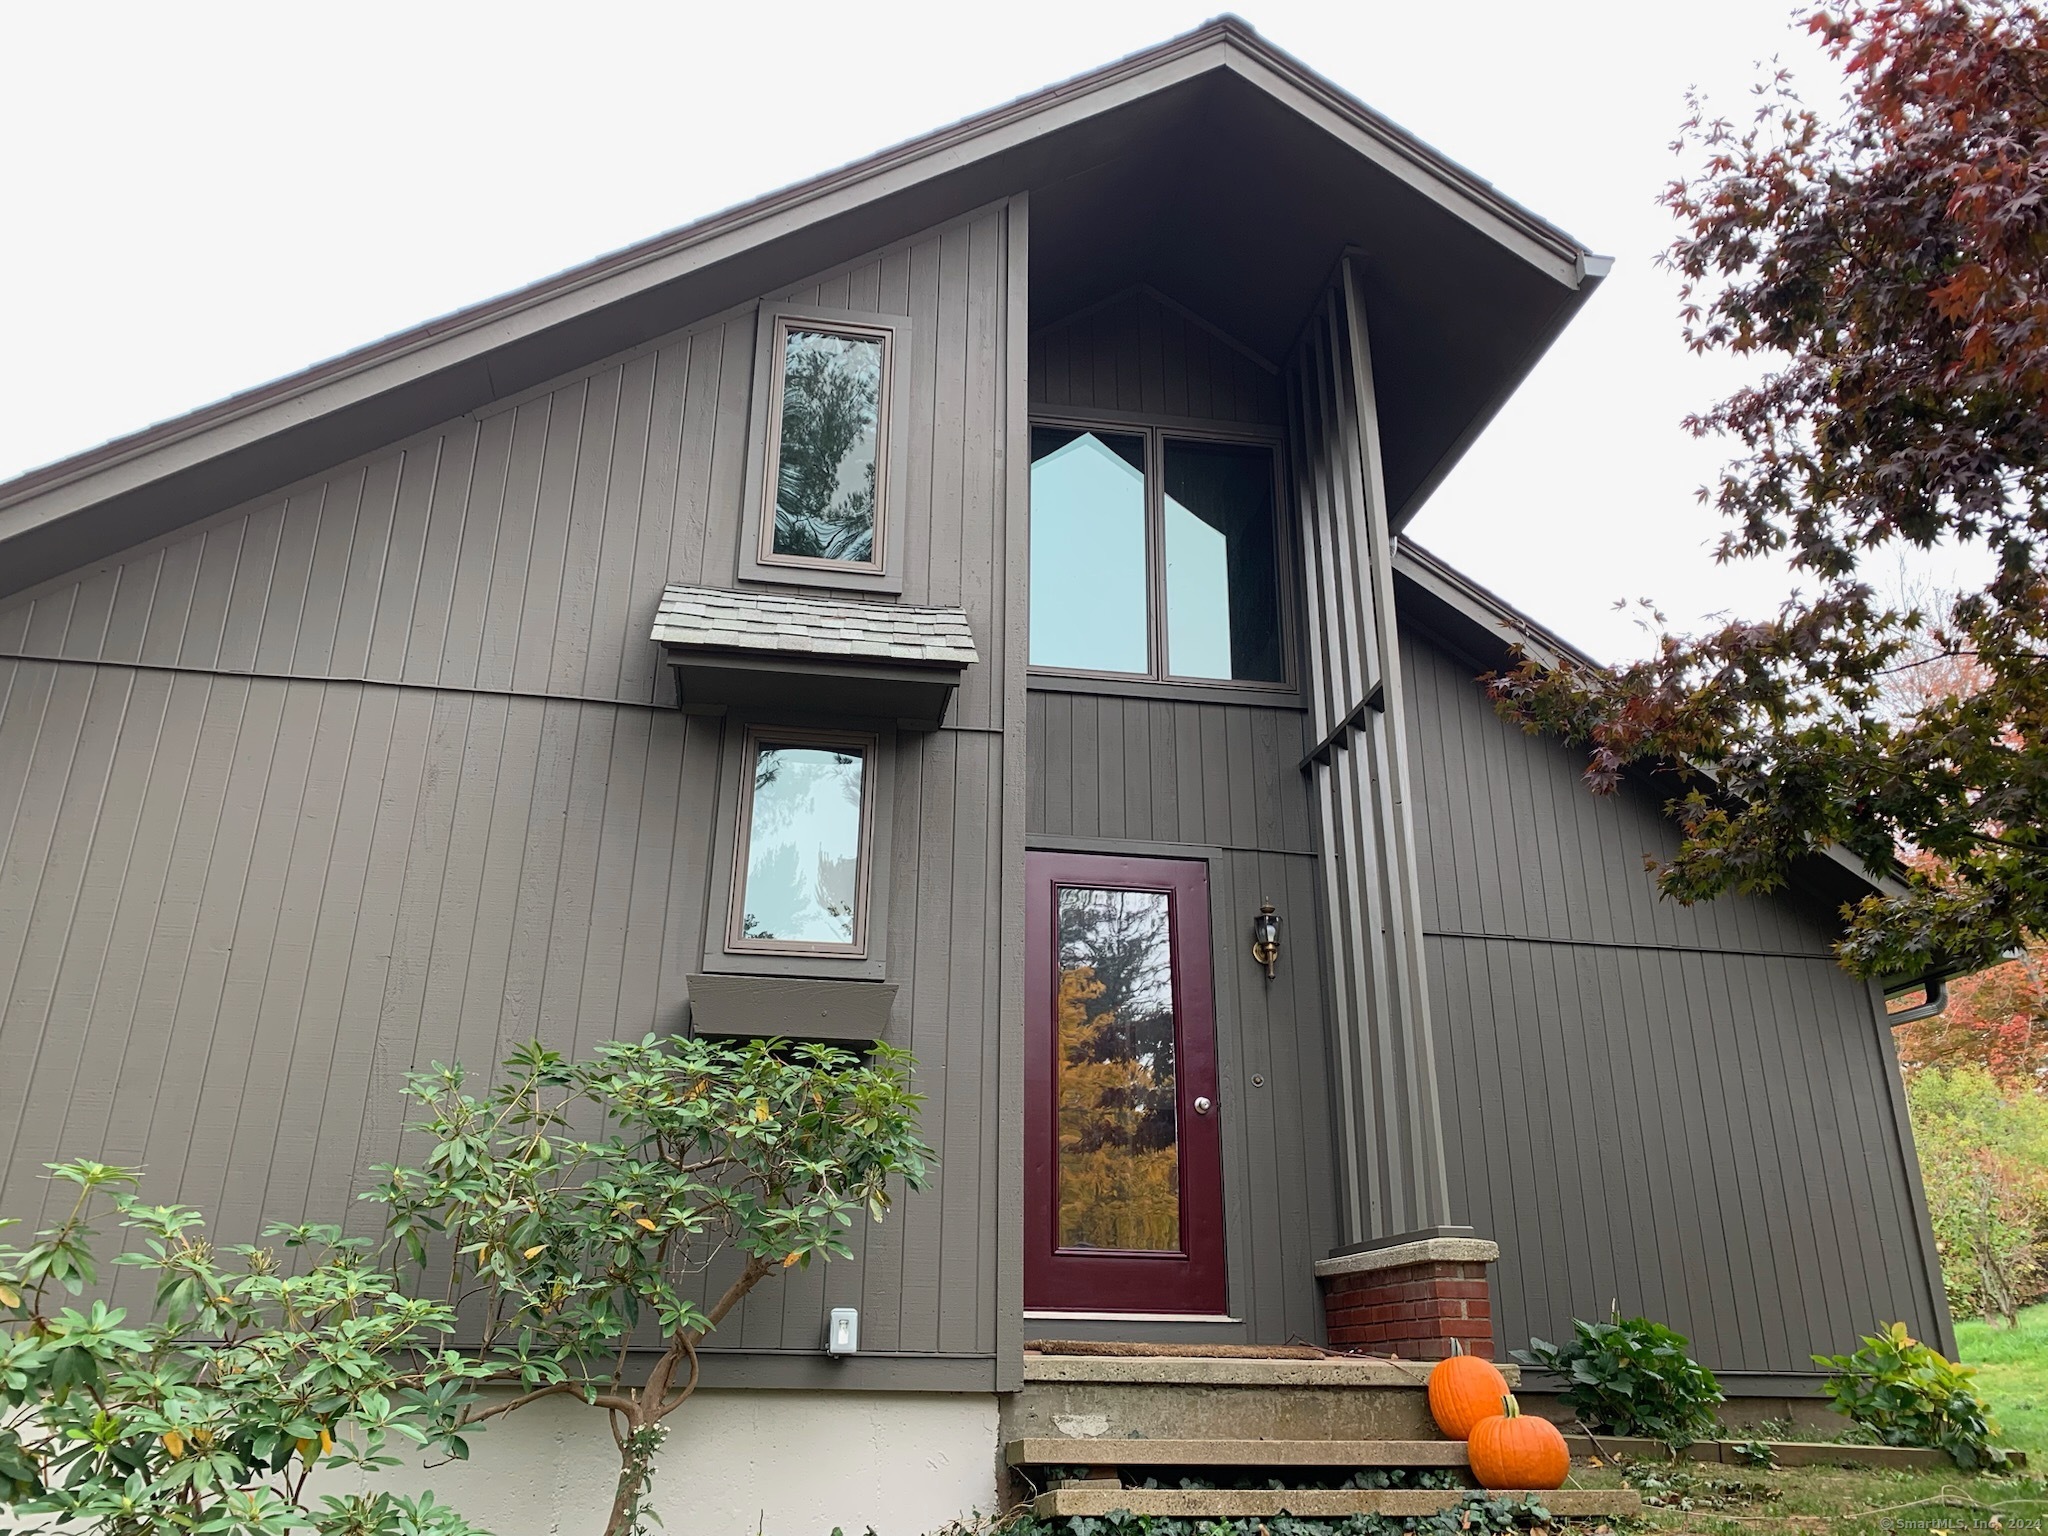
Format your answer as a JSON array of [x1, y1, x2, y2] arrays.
[[772, 327, 885, 564], [1030, 428, 1149, 674], [735, 740, 868, 948], [1163, 440, 1284, 682], [1054, 885, 1182, 1252]]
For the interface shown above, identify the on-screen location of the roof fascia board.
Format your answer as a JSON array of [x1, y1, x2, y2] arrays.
[[0, 22, 1593, 548], [1391, 539, 1908, 903], [1393, 538, 1586, 672]]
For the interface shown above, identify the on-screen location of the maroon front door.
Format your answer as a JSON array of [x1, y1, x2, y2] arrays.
[[1025, 852, 1225, 1315]]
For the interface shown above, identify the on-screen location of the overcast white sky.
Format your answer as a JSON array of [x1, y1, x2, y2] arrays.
[[0, 1, 1979, 659]]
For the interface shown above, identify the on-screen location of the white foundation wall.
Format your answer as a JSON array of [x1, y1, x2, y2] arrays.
[[337, 1390, 1003, 1536]]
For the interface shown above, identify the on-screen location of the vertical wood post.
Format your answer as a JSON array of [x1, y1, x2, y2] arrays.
[[1286, 257, 1455, 1249]]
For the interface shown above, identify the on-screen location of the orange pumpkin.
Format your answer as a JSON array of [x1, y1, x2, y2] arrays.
[[1426, 1347, 1511, 1440], [1467, 1394, 1571, 1491]]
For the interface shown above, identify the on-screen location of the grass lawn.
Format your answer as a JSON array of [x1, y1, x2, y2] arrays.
[[1957, 1302, 2048, 1459], [1570, 1459, 2048, 1533], [1551, 1308, 2048, 1530]]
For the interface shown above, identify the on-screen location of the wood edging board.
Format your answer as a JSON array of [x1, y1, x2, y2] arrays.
[[1561, 1436, 2027, 1471], [1032, 1489, 1642, 1518], [1006, 1438, 1468, 1467]]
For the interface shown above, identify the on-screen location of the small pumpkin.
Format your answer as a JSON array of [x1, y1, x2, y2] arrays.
[[1426, 1344, 1511, 1440], [1467, 1394, 1571, 1491]]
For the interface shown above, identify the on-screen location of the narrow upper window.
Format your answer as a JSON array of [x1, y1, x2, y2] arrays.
[[740, 304, 912, 593], [772, 325, 885, 564], [728, 729, 876, 956], [1029, 424, 1287, 687]]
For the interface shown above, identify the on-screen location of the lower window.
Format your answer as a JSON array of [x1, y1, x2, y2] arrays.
[[726, 726, 877, 958]]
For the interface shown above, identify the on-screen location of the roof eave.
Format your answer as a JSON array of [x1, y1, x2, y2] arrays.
[[1388, 253, 1609, 526]]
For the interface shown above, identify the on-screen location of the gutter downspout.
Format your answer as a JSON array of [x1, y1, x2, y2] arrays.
[[1884, 977, 1949, 1026]]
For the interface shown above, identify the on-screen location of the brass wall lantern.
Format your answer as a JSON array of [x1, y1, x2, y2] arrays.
[[1251, 902, 1281, 980]]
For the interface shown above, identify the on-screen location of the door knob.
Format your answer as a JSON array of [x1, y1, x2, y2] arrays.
[[1193, 1096, 1213, 1115]]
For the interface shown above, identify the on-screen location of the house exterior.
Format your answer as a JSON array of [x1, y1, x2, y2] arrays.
[[0, 19, 1951, 1533]]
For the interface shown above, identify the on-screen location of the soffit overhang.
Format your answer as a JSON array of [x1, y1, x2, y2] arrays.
[[1025, 67, 1605, 520], [0, 18, 1604, 599]]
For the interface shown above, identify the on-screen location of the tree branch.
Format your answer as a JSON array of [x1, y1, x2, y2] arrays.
[[675, 1155, 741, 1179], [693, 1256, 772, 1341], [657, 1337, 702, 1422], [1955, 829, 2048, 858], [611, 1316, 635, 1396], [457, 1379, 632, 1428]]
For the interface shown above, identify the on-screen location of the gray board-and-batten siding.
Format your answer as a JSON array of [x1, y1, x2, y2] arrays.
[[0, 200, 1947, 1390], [1023, 615, 1955, 1377], [0, 202, 1031, 1392], [1398, 607, 1954, 1376]]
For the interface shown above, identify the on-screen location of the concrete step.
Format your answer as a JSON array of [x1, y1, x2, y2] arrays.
[[1007, 1438, 1469, 1468], [1006, 1353, 1519, 1442], [1021, 1355, 1519, 1387], [1032, 1488, 1642, 1519]]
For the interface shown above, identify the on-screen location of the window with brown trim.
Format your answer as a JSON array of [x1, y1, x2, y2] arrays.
[[1028, 421, 1290, 688], [724, 726, 879, 959], [738, 303, 913, 595]]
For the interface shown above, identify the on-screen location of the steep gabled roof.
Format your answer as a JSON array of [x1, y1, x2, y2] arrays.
[[0, 16, 1605, 599]]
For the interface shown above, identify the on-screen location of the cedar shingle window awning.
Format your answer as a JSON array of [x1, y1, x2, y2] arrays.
[[650, 584, 978, 729]]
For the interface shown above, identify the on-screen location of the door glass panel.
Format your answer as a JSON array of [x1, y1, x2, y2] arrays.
[[1030, 427, 1149, 673], [1054, 885, 1181, 1251], [737, 742, 867, 946], [773, 327, 884, 563], [1164, 439, 1284, 682]]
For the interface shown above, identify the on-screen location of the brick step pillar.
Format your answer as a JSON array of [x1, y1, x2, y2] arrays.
[[1312, 1234, 1499, 1361]]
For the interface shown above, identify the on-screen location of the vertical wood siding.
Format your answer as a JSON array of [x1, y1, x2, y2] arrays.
[[0, 202, 1022, 1384], [1401, 624, 1951, 1371], [1030, 288, 1283, 424], [1024, 693, 1313, 853], [1023, 694, 1335, 1343], [0, 208, 1009, 732]]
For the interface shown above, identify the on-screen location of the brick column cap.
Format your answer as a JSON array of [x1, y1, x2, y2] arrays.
[[1312, 1236, 1500, 1278]]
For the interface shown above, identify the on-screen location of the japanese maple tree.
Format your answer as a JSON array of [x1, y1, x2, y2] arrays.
[[1491, 0, 2048, 981]]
